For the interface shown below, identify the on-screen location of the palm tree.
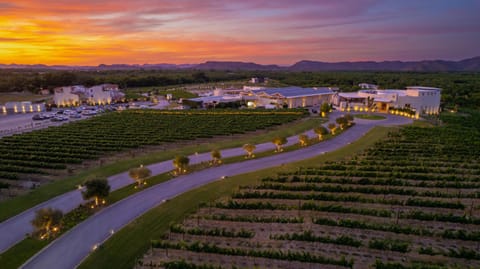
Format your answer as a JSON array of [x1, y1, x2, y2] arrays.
[[31, 207, 63, 239], [328, 123, 337, 135], [314, 126, 328, 140], [129, 165, 152, 187], [272, 137, 288, 152], [82, 178, 110, 206], [344, 114, 354, 125], [211, 149, 222, 165], [173, 155, 190, 174], [243, 143, 256, 158], [336, 116, 348, 130], [320, 103, 331, 118], [298, 134, 309, 146]]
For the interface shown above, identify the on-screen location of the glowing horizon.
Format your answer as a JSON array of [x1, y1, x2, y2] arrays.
[[0, 0, 479, 65]]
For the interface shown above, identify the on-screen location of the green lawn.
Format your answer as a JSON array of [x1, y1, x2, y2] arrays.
[[354, 114, 386, 120], [0, 116, 325, 222], [78, 126, 392, 269]]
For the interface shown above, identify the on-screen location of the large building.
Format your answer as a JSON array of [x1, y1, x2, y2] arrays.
[[53, 84, 125, 106], [53, 86, 81, 107], [86, 84, 124, 105], [1, 101, 45, 114], [334, 86, 441, 117], [244, 87, 336, 108]]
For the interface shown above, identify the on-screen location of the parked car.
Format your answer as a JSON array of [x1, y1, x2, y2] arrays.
[[70, 114, 82, 119], [82, 110, 97, 116], [32, 114, 46, 120]]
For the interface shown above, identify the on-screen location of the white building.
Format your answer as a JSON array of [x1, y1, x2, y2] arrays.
[[86, 84, 124, 105], [334, 86, 441, 117], [245, 87, 336, 109], [358, 83, 379, 90], [250, 77, 266, 84], [2, 101, 45, 114], [398, 86, 441, 115], [54, 86, 80, 107], [53, 84, 125, 106]]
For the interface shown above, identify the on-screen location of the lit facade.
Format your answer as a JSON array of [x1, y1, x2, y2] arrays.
[[334, 86, 441, 116], [53, 86, 80, 107]]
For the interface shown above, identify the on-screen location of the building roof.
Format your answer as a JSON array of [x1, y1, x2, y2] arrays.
[[188, 95, 242, 103], [373, 98, 393, 103], [252, 87, 334, 98], [380, 89, 407, 96], [338, 92, 364, 99], [406, 86, 441, 91]]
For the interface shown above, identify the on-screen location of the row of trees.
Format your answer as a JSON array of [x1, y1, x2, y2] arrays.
[[31, 178, 110, 239], [30, 115, 353, 240], [0, 69, 249, 93]]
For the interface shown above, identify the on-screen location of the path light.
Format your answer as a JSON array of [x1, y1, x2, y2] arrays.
[[110, 229, 114, 235], [92, 244, 99, 251]]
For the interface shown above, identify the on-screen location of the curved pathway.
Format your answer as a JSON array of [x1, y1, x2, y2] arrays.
[[0, 115, 322, 253], [16, 113, 412, 269]]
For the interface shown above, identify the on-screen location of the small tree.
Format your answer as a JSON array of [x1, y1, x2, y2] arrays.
[[298, 134, 309, 146], [314, 126, 328, 140], [345, 114, 354, 125], [173, 155, 190, 174], [31, 207, 63, 239], [82, 178, 110, 206], [211, 149, 222, 165], [320, 103, 331, 118], [129, 165, 152, 187], [328, 123, 337, 135], [272, 137, 288, 152], [336, 116, 348, 130], [243, 143, 256, 158]]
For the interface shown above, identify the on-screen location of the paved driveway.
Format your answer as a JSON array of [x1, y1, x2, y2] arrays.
[[17, 113, 412, 269]]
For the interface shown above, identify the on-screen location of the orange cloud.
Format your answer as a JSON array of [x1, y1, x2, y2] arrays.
[[0, 1, 478, 65]]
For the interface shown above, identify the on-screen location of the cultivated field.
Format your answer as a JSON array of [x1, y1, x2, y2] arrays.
[[140, 112, 480, 269], [0, 110, 305, 196]]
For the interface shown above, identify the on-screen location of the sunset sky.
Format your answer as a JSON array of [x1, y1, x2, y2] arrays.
[[1, 0, 479, 65]]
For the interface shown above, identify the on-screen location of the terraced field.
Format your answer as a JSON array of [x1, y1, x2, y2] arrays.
[[140, 112, 480, 269], [0, 110, 304, 190]]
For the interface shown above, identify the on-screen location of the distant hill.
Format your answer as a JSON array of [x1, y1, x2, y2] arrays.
[[194, 61, 282, 70], [289, 57, 480, 71], [1, 57, 479, 71]]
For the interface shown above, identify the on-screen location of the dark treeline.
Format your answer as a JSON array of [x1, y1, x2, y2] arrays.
[[0, 69, 479, 108], [0, 69, 247, 92]]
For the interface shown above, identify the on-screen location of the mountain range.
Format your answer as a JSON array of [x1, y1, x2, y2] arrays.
[[1, 57, 479, 71]]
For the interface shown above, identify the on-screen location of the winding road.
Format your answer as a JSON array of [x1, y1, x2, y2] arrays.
[[0, 112, 412, 268]]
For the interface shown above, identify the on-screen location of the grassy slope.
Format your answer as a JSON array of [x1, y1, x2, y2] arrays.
[[0, 116, 325, 222], [78, 126, 392, 269]]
